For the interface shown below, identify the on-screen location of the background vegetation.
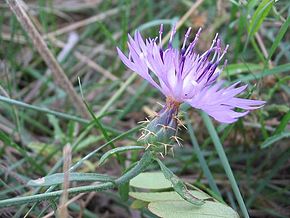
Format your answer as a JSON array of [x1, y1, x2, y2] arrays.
[[0, 0, 289, 217]]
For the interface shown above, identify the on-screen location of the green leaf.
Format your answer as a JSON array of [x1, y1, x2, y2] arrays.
[[47, 114, 64, 142], [98, 146, 144, 166], [261, 131, 290, 149], [129, 191, 213, 202], [225, 63, 263, 76], [233, 63, 290, 82], [131, 200, 148, 209], [201, 112, 249, 217], [156, 159, 204, 206], [130, 172, 172, 190], [119, 182, 129, 201], [28, 173, 115, 187], [248, 0, 274, 39], [148, 200, 239, 218], [274, 111, 290, 134], [184, 113, 221, 198], [268, 16, 290, 60]]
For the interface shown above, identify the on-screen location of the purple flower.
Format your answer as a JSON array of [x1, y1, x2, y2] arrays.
[[117, 25, 265, 123]]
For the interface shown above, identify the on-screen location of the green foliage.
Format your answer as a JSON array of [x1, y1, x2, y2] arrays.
[[156, 159, 204, 206], [129, 172, 239, 218], [0, 0, 289, 217], [27, 173, 115, 186], [148, 201, 239, 218], [130, 171, 172, 190]]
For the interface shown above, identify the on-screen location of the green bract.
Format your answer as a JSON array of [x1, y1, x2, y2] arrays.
[[138, 100, 180, 155]]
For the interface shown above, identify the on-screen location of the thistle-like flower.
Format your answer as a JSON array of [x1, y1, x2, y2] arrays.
[[117, 25, 265, 154], [117, 25, 265, 124]]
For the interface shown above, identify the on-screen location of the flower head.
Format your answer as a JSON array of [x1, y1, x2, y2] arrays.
[[117, 25, 265, 123]]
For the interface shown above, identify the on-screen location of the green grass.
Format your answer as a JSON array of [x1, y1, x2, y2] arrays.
[[0, 0, 289, 217]]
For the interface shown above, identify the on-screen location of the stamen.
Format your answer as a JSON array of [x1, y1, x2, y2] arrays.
[[182, 27, 192, 50], [169, 25, 176, 47], [211, 39, 221, 62], [184, 28, 202, 56], [210, 33, 219, 49], [219, 44, 229, 60], [159, 24, 163, 46]]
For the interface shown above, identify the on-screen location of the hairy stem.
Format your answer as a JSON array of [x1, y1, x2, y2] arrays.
[[0, 151, 152, 208]]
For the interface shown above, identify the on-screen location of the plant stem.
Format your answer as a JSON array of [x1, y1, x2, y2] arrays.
[[0, 151, 152, 208]]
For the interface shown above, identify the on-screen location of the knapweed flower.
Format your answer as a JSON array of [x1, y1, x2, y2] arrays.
[[117, 25, 265, 124]]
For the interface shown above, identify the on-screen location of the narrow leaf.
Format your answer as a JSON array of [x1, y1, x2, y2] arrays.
[[261, 131, 290, 149], [248, 0, 274, 39], [98, 146, 144, 166], [156, 158, 204, 206], [28, 173, 115, 187], [268, 16, 290, 60]]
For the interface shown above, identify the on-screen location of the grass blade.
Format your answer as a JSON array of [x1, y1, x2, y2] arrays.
[[201, 112, 249, 218], [184, 113, 222, 199]]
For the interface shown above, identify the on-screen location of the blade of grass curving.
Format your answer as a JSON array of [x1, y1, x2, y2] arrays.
[[273, 111, 290, 135], [0, 95, 88, 124], [78, 77, 121, 163], [0, 95, 121, 136], [98, 146, 144, 166], [233, 63, 290, 82], [260, 131, 290, 149], [184, 113, 222, 199], [244, 0, 274, 50], [268, 16, 290, 60], [201, 112, 249, 218]]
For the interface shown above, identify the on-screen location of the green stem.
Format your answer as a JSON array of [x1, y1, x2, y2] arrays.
[[115, 151, 153, 185], [0, 183, 114, 208], [201, 112, 249, 218], [0, 151, 152, 208]]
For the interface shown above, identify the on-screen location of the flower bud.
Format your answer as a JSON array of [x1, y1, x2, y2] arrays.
[[139, 98, 180, 155]]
